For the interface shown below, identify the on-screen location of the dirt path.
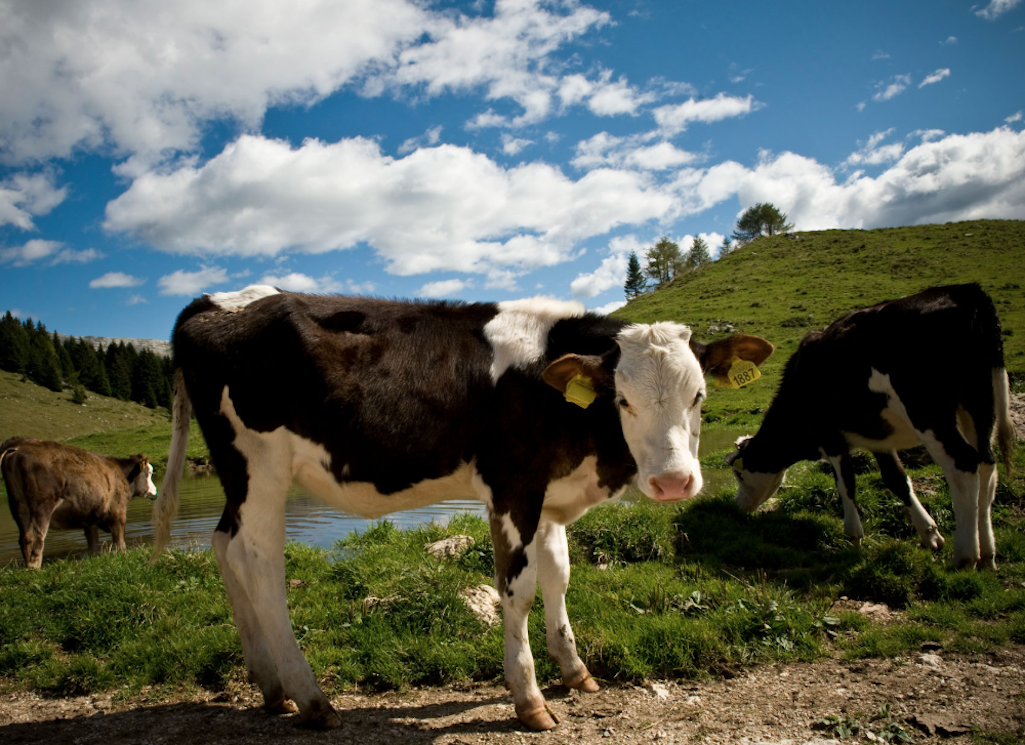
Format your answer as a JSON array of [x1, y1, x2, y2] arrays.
[[2, 646, 1023, 744]]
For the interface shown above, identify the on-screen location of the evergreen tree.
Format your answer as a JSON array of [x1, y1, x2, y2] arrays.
[[132, 349, 163, 408], [71, 339, 105, 394], [732, 202, 793, 244], [685, 236, 712, 269], [719, 236, 733, 258], [624, 251, 647, 298], [54, 331, 75, 382], [106, 342, 133, 401], [95, 357, 112, 397], [644, 236, 684, 286], [0, 312, 29, 373], [26, 321, 63, 392]]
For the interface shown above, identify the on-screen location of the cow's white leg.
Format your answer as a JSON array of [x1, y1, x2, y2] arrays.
[[490, 512, 551, 731], [212, 527, 296, 715], [874, 451, 943, 551], [826, 454, 863, 546], [223, 473, 341, 727], [536, 520, 597, 693], [920, 428, 981, 569], [978, 462, 997, 569]]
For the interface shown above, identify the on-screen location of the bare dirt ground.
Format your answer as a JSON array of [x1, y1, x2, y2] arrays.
[[2, 644, 1023, 745]]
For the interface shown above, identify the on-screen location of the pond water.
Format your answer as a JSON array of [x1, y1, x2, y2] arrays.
[[0, 427, 746, 567]]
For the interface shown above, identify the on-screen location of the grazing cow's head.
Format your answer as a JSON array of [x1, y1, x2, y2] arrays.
[[127, 455, 158, 499], [544, 323, 773, 503], [726, 436, 786, 512]]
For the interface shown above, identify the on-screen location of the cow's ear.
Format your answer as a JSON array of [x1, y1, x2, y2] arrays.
[[690, 334, 774, 384], [542, 353, 606, 394]]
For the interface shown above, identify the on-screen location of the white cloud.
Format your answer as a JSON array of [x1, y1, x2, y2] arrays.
[[0, 172, 66, 230], [89, 271, 145, 288], [919, 68, 951, 87], [975, 0, 1022, 20], [417, 278, 470, 297], [845, 128, 905, 167], [0, 239, 64, 266], [570, 234, 643, 299], [671, 126, 1025, 232], [105, 134, 677, 280], [856, 101, 867, 112], [501, 134, 533, 156], [126, 294, 148, 305], [727, 64, 752, 83], [872, 50, 890, 60], [652, 94, 763, 136], [52, 247, 104, 265], [398, 126, 443, 155], [591, 299, 626, 315], [940, 36, 958, 44], [158, 266, 230, 296], [0, 0, 614, 164], [1007, 110, 1023, 123], [909, 129, 947, 143], [258, 272, 343, 293], [872, 74, 912, 102], [572, 132, 701, 171]]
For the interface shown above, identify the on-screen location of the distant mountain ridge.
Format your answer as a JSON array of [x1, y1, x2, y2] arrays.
[[57, 333, 171, 358]]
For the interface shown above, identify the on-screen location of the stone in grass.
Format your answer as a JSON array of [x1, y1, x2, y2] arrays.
[[460, 584, 501, 626], [425, 535, 475, 560]]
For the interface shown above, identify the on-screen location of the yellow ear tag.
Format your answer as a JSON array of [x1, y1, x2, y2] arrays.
[[564, 374, 597, 409], [716, 356, 761, 389]]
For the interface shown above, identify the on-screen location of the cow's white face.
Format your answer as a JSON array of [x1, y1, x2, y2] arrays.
[[726, 437, 785, 512], [133, 461, 158, 499], [615, 323, 705, 502]]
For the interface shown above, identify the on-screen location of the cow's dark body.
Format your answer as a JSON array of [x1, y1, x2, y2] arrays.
[[173, 294, 635, 555], [152, 286, 773, 730], [730, 284, 1014, 568], [1, 438, 154, 568]]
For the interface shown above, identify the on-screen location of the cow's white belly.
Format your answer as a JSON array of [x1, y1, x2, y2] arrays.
[[842, 408, 922, 452], [292, 436, 481, 519]]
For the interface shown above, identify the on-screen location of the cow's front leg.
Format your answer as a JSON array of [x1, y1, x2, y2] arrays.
[[920, 425, 982, 568], [109, 518, 128, 552], [84, 524, 101, 555], [875, 450, 943, 551], [489, 509, 553, 731], [825, 453, 863, 545], [536, 519, 597, 693]]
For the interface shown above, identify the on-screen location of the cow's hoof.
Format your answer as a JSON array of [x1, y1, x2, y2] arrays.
[[563, 670, 600, 693], [954, 555, 980, 571], [980, 554, 997, 570], [264, 699, 299, 715], [921, 529, 945, 552], [299, 703, 342, 729], [517, 703, 558, 731]]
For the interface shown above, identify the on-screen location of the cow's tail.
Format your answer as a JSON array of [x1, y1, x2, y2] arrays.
[[150, 369, 191, 563], [994, 367, 1016, 475], [0, 443, 18, 475]]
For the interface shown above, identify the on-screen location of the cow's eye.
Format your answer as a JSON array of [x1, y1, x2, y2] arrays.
[[618, 398, 630, 409], [692, 391, 705, 408]]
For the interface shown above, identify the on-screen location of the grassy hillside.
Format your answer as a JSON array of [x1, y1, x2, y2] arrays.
[[0, 370, 208, 473], [615, 219, 1025, 427]]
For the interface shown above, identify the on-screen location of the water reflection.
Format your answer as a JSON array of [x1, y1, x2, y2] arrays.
[[0, 427, 747, 567]]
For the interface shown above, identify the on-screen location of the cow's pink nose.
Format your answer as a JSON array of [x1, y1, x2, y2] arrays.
[[649, 473, 695, 502]]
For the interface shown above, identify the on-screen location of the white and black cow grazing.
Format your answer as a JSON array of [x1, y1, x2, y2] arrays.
[[150, 285, 773, 731], [1, 438, 157, 568], [727, 284, 1015, 570]]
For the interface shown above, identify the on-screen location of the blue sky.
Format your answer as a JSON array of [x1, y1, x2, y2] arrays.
[[1, 0, 1023, 341]]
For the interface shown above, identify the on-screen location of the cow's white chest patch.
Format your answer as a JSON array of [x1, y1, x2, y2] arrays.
[[541, 455, 618, 525]]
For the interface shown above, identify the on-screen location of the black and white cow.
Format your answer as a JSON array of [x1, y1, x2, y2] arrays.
[[727, 284, 1015, 570], [150, 285, 773, 730]]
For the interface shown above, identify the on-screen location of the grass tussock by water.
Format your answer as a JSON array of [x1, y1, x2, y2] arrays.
[[2, 444, 1023, 700]]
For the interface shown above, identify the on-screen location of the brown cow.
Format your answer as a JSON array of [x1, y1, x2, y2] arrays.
[[1, 438, 157, 568]]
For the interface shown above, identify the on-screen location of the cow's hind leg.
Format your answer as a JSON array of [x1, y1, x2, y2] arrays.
[[920, 424, 982, 569], [874, 451, 943, 551], [536, 519, 598, 693], [825, 454, 863, 545], [956, 406, 998, 569], [20, 518, 49, 569], [490, 508, 553, 731]]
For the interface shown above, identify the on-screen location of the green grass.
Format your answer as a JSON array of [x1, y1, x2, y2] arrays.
[[2, 443, 1023, 699], [615, 219, 1025, 426]]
